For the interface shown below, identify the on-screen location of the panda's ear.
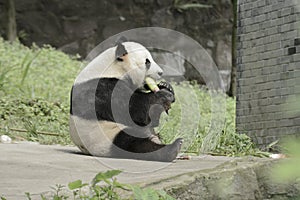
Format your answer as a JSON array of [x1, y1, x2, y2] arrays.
[[115, 43, 128, 61], [116, 36, 128, 44]]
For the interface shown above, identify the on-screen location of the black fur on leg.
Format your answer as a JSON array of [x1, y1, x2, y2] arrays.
[[111, 128, 183, 162]]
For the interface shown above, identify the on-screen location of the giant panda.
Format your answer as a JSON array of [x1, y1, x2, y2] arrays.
[[69, 37, 183, 162]]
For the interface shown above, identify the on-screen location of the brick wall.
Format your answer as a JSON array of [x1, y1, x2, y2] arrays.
[[236, 0, 300, 148]]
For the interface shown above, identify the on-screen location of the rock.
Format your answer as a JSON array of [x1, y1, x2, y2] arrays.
[[63, 19, 97, 39], [0, 0, 234, 82], [151, 51, 185, 77], [207, 40, 215, 48], [0, 135, 12, 143], [151, 8, 177, 29], [134, 0, 154, 4], [216, 40, 232, 70], [219, 69, 231, 92], [206, 48, 213, 57], [156, 0, 173, 7], [59, 41, 80, 53], [166, 158, 300, 200]]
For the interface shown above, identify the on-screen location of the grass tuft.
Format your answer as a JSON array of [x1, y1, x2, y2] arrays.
[[157, 83, 265, 156]]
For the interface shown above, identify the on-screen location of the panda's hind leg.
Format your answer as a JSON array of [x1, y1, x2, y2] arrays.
[[112, 128, 183, 162]]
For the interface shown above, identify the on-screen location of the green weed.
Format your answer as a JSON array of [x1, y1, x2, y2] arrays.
[[0, 37, 80, 144], [20, 50, 42, 85], [0, 98, 71, 144], [0, 37, 82, 102], [23, 170, 175, 200], [157, 82, 265, 157]]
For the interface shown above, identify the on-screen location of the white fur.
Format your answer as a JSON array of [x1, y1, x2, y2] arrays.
[[70, 41, 163, 156], [75, 42, 163, 87], [70, 116, 126, 157]]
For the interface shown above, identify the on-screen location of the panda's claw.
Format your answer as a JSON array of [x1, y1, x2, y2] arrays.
[[158, 81, 174, 94]]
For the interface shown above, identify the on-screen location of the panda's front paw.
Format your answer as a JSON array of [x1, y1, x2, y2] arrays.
[[154, 89, 175, 115], [156, 89, 175, 104], [157, 81, 174, 95]]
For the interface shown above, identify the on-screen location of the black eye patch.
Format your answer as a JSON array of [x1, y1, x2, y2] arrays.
[[145, 58, 151, 69]]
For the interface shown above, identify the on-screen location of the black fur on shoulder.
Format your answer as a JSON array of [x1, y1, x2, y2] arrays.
[[71, 78, 174, 127], [70, 77, 183, 162]]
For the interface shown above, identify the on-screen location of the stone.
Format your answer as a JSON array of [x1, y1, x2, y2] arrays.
[[102, 19, 135, 39], [63, 19, 97, 39], [156, 0, 173, 7], [288, 47, 296, 55], [207, 40, 215, 48], [295, 38, 300, 46], [151, 8, 176, 29], [0, 135, 12, 143], [216, 40, 232, 70], [59, 41, 80, 54], [151, 51, 185, 77], [219, 69, 231, 92], [0, 0, 234, 71]]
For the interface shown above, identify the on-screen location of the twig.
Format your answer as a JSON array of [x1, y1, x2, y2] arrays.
[[0, 126, 62, 137], [205, 152, 227, 156]]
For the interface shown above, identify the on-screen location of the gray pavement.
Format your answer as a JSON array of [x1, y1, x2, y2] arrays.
[[0, 143, 233, 199]]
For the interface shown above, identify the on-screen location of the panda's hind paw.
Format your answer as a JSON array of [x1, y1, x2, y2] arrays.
[[164, 138, 183, 162]]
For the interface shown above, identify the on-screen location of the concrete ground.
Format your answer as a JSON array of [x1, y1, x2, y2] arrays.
[[0, 142, 233, 199]]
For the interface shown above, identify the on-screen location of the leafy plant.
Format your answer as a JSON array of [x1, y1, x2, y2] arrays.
[[23, 170, 175, 200], [20, 50, 41, 85], [0, 37, 81, 144], [0, 61, 16, 91], [272, 137, 300, 182], [273, 96, 300, 182], [0, 37, 82, 102], [157, 82, 265, 157], [50, 184, 68, 200], [0, 98, 71, 144]]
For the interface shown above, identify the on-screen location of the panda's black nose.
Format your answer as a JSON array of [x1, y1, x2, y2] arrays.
[[158, 72, 163, 76]]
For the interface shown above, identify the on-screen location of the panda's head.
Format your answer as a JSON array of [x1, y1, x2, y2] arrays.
[[114, 39, 163, 87]]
